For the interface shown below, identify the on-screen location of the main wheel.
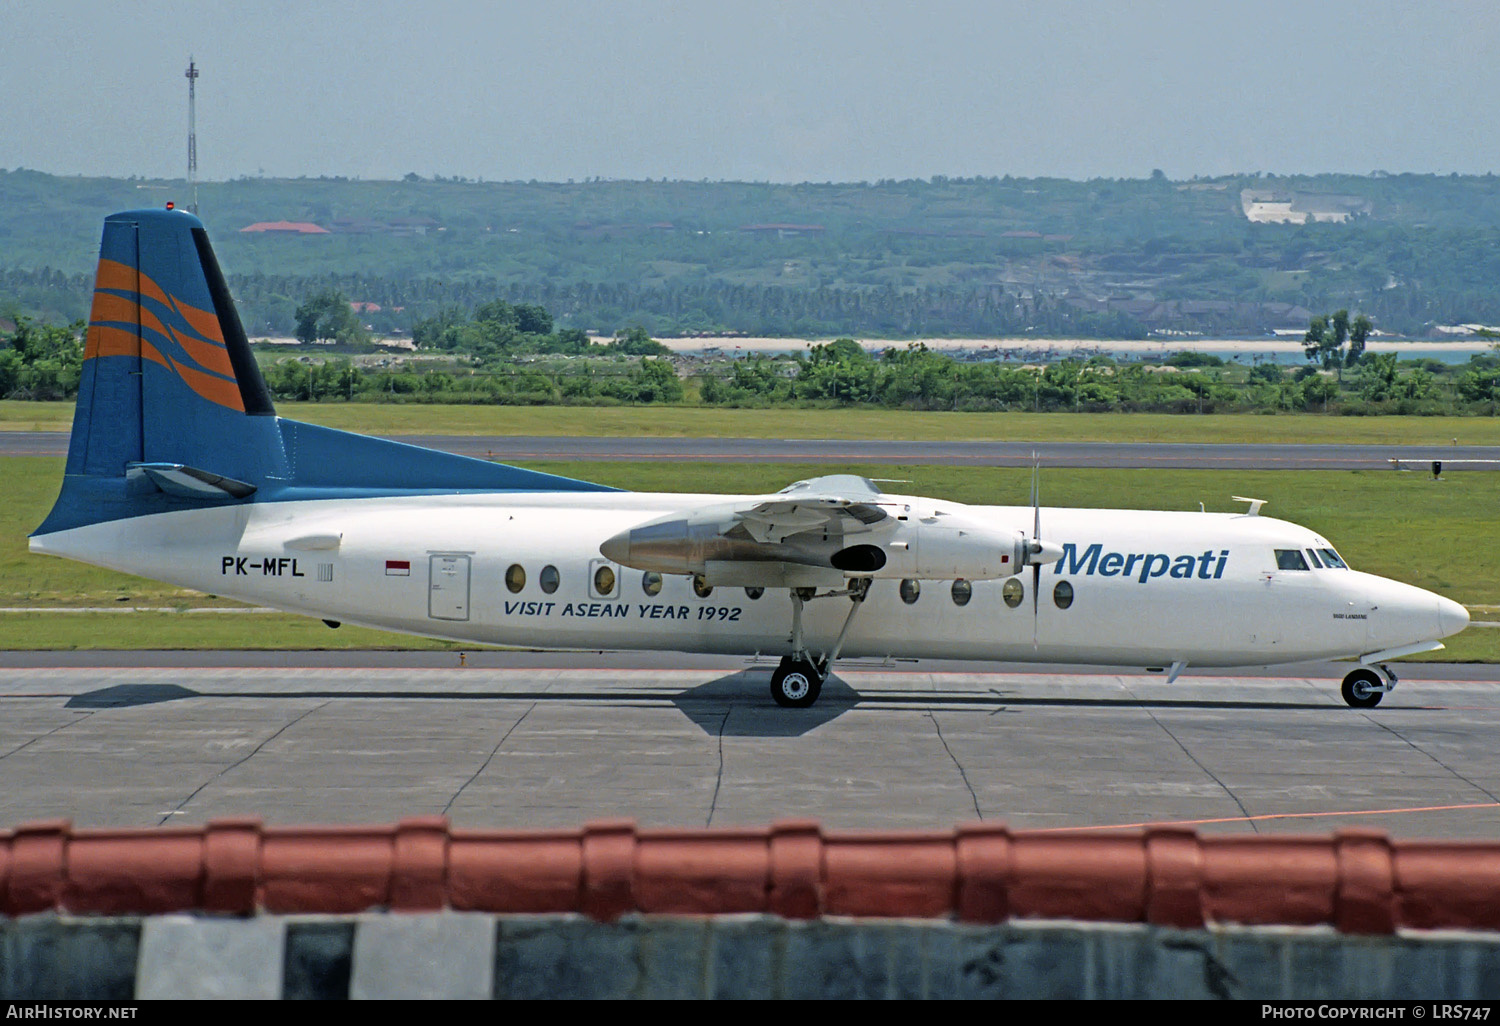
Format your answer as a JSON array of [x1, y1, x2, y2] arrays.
[[770, 658, 823, 708], [1341, 668, 1385, 709]]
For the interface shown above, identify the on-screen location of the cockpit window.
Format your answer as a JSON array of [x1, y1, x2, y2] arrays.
[[1318, 548, 1348, 569], [1306, 548, 1324, 568], [1275, 549, 1310, 571]]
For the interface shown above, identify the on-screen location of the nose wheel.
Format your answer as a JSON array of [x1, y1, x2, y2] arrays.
[[1341, 667, 1390, 708]]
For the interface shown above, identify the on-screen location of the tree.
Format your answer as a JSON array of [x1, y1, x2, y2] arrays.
[[411, 307, 467, 350], [1458, 366, 1500, 406], [1348, 314, 1372, 366], [1300, 373, 1339, 409], [6, 316, 83, 366], [1, 317, 84, 398], [293, 289, 368, 345], [607, 327, 670, 356], [1304, 309, 1368, 380], [513, 303, 553, 335], [805, 337, 869, 367], [473, 300, 519, 329], [1360, 352, 1400, 402], [1303, 315, 1331, 366], [0, 349, 21, 395]]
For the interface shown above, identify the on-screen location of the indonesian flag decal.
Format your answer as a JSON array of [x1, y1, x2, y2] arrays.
[[385, 559, 411, 576]]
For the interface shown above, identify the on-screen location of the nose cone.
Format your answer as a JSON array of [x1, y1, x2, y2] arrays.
[[599, 530, 630, 565], [1438, 596, 1470, 638]]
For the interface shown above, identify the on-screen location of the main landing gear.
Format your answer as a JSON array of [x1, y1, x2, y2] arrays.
[[770, 656, 823, 708], [1341, 665, 1397, 709], [769, 579, 871, 708]]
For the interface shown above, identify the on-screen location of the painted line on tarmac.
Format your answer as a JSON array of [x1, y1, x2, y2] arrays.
[[1035, 800, 1500, 832]]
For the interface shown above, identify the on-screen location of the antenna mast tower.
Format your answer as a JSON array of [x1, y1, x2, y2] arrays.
[[185, 58, 199, 215]]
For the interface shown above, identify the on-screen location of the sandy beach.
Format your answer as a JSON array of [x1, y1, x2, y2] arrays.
[[260, 334, 1498, 362]]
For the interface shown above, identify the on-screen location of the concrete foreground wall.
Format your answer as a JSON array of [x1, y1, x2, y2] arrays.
[[5, 913, 1500, 1000]]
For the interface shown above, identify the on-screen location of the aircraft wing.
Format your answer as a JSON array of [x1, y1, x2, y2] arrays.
[[733, 475, 891, 544], [601, 473, 1027, 583], [601, 474, 894, 570]]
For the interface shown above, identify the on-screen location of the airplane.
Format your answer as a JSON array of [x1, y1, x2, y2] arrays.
[[28, 207, 1470, 710]]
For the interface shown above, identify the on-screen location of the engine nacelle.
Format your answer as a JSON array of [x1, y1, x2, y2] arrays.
[[600, 506, 1031, 581], [850, 514, 1027, 581]]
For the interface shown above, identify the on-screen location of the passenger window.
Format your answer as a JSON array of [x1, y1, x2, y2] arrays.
[[504, 563, 526, 594], [1053, 580, 1074, 610], [540, 564, 560, 593], [592, 565, 617, 597], [899, 579, 921, 604], [1002, 578, 1023, 609], [692, 574, 713, 598], [1319, 548, 1348, 569], [642, 571, 662, 596], [951, 579, 972, 607], [1306, 549, 1324, 568], [1274, 549, 1310, 571]]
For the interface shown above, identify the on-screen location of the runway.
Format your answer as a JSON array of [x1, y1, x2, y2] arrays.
[[1, 653, 1497, 838], [4, 431, 1497, 469]]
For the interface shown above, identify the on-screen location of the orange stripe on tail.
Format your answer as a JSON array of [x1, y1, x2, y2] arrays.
[[87, 293, 236, 379], [84, 324, 244, 412], [165, 323, 236, 379], [166, 352, 245, 411], [93, 258, 226, 344]]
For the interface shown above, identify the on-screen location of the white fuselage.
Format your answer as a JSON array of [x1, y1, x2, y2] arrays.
[[29, 490, 1465, 668]]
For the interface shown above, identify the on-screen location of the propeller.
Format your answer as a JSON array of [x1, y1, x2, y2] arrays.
[[1023, 454, 1065, 648], [1030, 456, 1041, 647]]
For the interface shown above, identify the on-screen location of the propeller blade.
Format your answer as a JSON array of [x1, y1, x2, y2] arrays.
[[1031, 453, 1041, 648], [1031, 560, 1040, 649], [1031, 454, 1040, 542]]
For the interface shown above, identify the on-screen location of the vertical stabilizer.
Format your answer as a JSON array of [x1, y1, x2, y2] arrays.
[[68, 207, 280, 478], [34, 208, 613, 539], [39, 207, 286, 533]]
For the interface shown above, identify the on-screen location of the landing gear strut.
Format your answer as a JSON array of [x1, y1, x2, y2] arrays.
[[1341, 665, 1396, 709], [768, 580, 871, 708]]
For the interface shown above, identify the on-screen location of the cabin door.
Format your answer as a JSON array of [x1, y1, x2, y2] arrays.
[[429, 554, 471, 621]]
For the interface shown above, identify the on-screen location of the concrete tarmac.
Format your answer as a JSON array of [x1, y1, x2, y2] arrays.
[[5, 431, 1498, 469], [1, 653, 1497, 838]]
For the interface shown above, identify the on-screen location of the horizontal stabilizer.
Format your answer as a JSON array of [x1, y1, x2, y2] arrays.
[[129, 463, 257, 499]]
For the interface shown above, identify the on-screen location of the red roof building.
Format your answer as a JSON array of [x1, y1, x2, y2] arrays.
[[239, 221, 331, 234]]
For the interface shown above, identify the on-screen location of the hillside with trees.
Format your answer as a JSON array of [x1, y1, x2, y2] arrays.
[[3, 169, 1500, 340]]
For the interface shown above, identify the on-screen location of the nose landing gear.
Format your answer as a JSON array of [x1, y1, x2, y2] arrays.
[[1341, 665, 1396, 708]]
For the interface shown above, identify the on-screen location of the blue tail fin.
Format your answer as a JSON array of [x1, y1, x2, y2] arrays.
[[35, 208, 611, 536]]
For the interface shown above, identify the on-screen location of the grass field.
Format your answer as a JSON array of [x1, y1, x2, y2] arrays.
[[5, 455, 1496, 659], [6, 400, 1500, 445]]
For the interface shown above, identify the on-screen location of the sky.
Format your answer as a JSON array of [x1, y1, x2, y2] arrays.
[[3, 0, 1499, 183]]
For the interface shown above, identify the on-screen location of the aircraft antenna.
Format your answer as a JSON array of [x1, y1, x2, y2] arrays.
[[185, 57, 199, 215]]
